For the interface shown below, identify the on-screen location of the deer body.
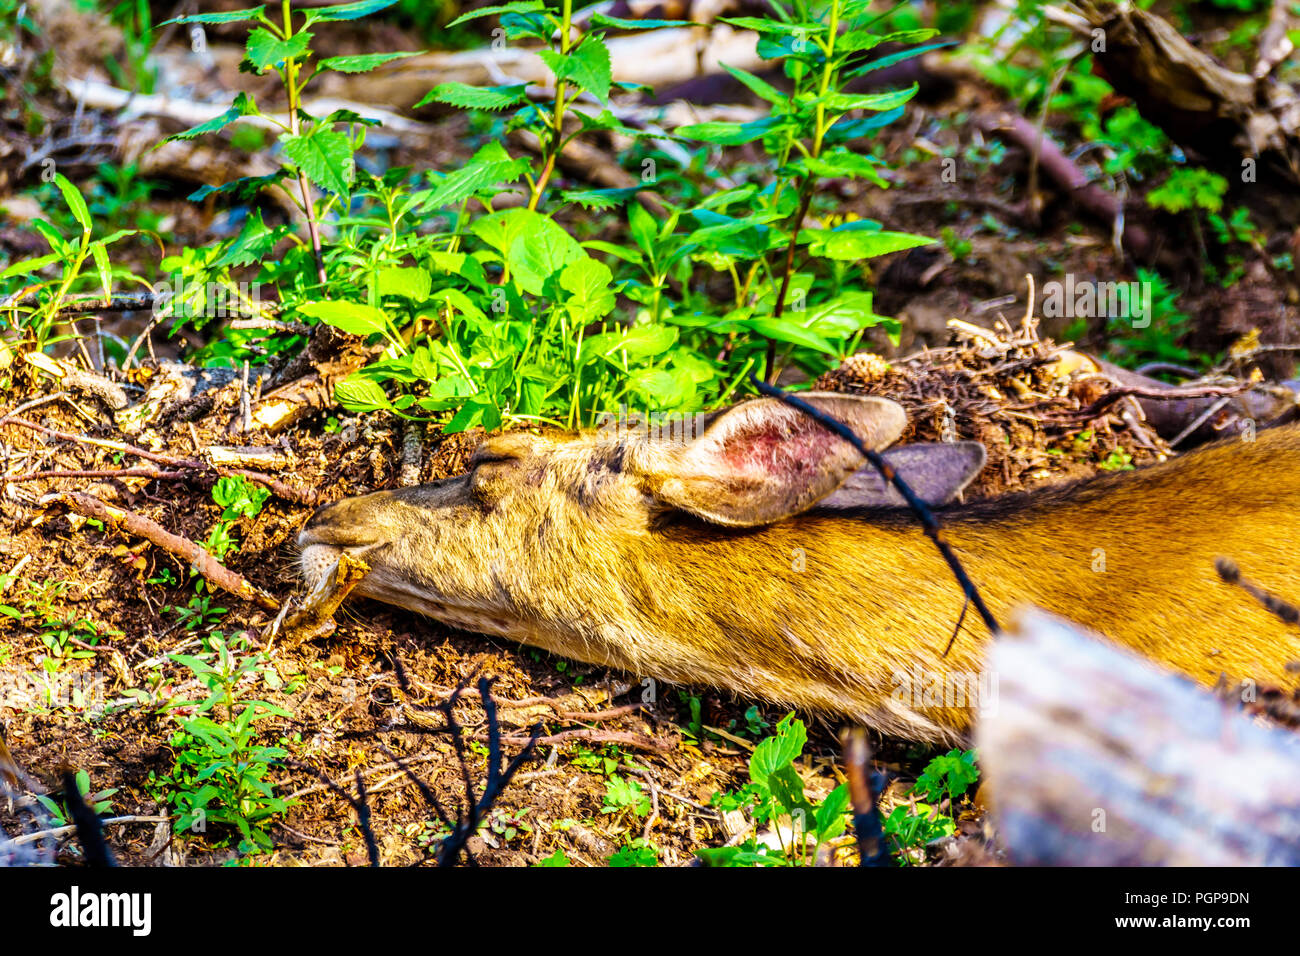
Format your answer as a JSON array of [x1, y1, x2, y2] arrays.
[[300, 394, 1300, 742]]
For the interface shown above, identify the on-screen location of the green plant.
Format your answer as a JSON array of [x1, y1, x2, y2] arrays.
[[482, 807, 533, 846], [0, 578, 121, 672], [609, 838, 658, 867], [34, 769, 118, 828], [157, 0, 932, 434], [168, 583, 229, 632], [911, 748, 978, 805], [1109, 268, 1193, 368], [670, 0, 934, 383], [601, 775, 651, 818], [940, 225, 973, 263], [1147, 167, 1228, 216], [156, 631, 292, 853], [700, 713, 850, 866], [1099, 448, 1135, 471], [534, 847, 570, 866], [883, 748, 978, 865], [0, 173, 144, 379], [103, 0, 159, 95], [969, 4, 1173, 182], [570, 743, 624, 776], [204, 475, 271, 561], [730, 704, 771, 738]]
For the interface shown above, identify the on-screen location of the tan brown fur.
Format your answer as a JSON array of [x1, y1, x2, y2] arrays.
[[300, 399, 1300, 743]]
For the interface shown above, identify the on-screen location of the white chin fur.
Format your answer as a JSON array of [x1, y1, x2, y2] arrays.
[[299, 542, 342, 589]]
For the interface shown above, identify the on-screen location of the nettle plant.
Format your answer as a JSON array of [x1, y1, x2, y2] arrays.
[[157, 0, 932, 431], [149, 0, 421, 355], [0, 173, 145, 382]]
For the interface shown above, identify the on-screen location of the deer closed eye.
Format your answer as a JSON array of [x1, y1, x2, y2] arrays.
[[468, 452, 525, 504], [472, 453, 520, 468]]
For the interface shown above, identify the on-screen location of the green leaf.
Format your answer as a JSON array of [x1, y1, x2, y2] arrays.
[[445, 398, 501, 433], [280, 127, 353, 196], [719, 62, 784, 104], [749, 714, 806, 787], [244, 28, 311, 72], [318, 51, 421, 73], [590, 14, 695, 29], [89, 242, 111, 299], [164, 92, 256, 143], [160, 7, 264, 25], [447, 1, 544, 27], [821, 84, 917, 112], [319, 109, 384, 129], [213, 209, 288, 268], [334, 376, 393, 413], [504, 212, 584, 295], [798, 148, 888, 186], [584, 239, 644, 266], [416, 82, 529, 111], [676, 116, 786, 145], [423, 141, 529, 208], [583, 324, 677, 363], [305, 0, 400, 22], [814, 784, 850, 840], [0, 252, 60, 278], [804, 229, 933, 261], [97, 228, 137, 247], [846, 41, 953, 79], [54, 173, 91, 232], [187, 171, 289, 202], [298, 301, 391, 337], [377, 267, 432, 301], [744, 317, 835, 353], [767, 764, 814, 819], [718, 16, 808, 34], [560, 257, 615, 322], [627, 201, 658, 257], [430, 288, 487, 322], [560, 187, 637, 210], [540, 35, 612, 102]]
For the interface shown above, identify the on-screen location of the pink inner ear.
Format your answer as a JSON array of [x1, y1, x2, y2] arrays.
[[718, 418, 844, 486]]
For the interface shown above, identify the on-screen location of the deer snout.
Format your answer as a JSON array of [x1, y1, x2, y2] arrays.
[[298, 492, 397, 549], [297, 492, 398, 587]]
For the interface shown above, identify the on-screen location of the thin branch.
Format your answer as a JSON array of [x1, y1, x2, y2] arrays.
[[58, 491, 280, 612], [1048, 382, 1249, 423], [0, 416, 317, 505], [1215, 558, 1300, 627]]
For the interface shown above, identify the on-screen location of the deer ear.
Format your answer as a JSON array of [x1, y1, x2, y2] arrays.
[[647, 392, 907, 526], [819, 442, 987, 510]]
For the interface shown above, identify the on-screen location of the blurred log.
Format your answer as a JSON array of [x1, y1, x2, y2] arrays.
[[1054, 350, 1299, 446], [318, 26, 763, 109], [1073, 2, 1300, 215], [978, 608, 1300, 866]]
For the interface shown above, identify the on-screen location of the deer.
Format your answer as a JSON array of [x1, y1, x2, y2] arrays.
[[297, 392, 1300, 742]]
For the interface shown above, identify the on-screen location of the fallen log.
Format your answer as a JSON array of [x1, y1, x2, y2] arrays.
[[978, 608, 1300, 866]]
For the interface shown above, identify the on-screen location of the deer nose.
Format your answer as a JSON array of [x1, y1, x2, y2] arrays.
[[297, 492, 395, 548]]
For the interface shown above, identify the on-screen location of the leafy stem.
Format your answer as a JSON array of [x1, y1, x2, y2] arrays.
[[528, 0, 575, 211], [281, 0, 328, 287]]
